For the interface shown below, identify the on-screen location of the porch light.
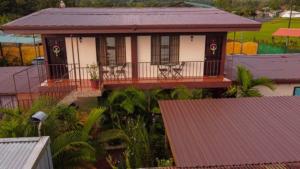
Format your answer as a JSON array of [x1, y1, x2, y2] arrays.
[[79, 37, 83, 43], [31, 111, 48, 137]]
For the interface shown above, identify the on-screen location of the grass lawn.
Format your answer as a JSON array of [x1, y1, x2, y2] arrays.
[[228, 18, 300, 46]]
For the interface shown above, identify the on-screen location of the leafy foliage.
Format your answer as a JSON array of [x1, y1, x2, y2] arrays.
[[225, 65, 275, 97], [0, 97, 129, 169], [122, 117, 151, 168]]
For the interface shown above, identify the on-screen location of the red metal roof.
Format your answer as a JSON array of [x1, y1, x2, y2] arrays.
[[273, 28, 300, 37], [159, 97, 300, 168], [147, 162, 300, 169], [225, 54, 300, 83], [1, 8, 261, 34]]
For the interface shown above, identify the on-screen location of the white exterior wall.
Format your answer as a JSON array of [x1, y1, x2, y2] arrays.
[[256, 83, 300, 96], [179, 35, 206, 77], [66, 37, 97, 66], [65, 37, 97, 79], [137, 35, 206, 78], [137, 36, 155, 78], [65, 35, 206, 79], [65, 37, 132, 79]]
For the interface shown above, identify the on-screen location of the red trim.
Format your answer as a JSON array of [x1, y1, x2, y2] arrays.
[[103, 77, 231, 89]]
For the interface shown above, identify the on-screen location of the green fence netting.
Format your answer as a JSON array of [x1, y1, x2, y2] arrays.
[[258, 43, 287, 54]]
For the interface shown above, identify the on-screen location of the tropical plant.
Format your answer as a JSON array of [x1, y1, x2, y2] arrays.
[[156, 158, 174, 167], [225, 65, 275, 97], [87, 64, 99, 80], [122, 117, 151, 168], [145, 88, 169, 114], [51, 108, 105, 169], [106, 87, 147, 126], [0, 97, 129, 169], [52, 107, 129, 169], [0, 108, 33, 137], [171, 86, 193, 100]]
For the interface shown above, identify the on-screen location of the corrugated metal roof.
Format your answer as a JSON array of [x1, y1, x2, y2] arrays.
[[225, 54, 300, 82], [2, 7, 261, 34], [273, 28, 300, 37], [159, 97, 300, 168], [144, 162, 300, 169], [0, 66, 40, 94], [0, 136, 50, 169]]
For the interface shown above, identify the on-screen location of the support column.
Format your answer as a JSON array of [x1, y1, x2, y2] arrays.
[[71, 35, 78, 89], [33, 34, 38, 58], [18, 43, 24, 66], [0, 42, 3, 59], [131, 35, 138, 80], [219, 32, 227, 77]]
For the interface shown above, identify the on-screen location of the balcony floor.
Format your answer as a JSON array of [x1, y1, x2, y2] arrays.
[[102, 77, 231, 89]]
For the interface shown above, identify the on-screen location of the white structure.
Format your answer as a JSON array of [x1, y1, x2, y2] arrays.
[[280, 10, 300, 18], [0, 136, 53, 169]]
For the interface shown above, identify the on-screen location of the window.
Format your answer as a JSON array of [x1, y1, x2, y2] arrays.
[[293, 87, 300, 96], [151, 35, 179, 65], [98, 36, 126, 66], [106, 37, 116, 65]]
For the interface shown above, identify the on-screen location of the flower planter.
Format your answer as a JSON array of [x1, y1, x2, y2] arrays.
[[90, 79, 100, 89]]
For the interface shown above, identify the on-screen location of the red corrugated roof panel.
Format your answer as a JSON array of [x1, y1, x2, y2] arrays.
[[225, 54, 300, 83], [159, 97, 300, 167], [273, 28, 300, 37], [1, 8, 261, 34]]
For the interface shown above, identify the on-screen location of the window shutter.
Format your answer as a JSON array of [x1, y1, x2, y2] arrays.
[[170, 35, 179, 64], [99, 37, 107, 65], [116, 37, 126, 65], [151, 35, 160, 65]]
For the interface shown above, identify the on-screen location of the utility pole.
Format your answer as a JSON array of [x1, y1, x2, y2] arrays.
[[288, 0, 293, 28], [287, 0, 294, 48]]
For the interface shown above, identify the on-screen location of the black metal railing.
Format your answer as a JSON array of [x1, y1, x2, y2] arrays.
[[99, 60, 221, 81]]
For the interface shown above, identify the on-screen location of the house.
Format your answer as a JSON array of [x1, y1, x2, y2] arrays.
[[1, 7, 260, 105], [0, 136, 53, 169], [280, 10, 300, 18], [159, 97, 300, 168], [226, 54, 300, 96]]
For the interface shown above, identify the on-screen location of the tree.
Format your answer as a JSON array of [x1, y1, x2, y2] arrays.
[[225, 65, 275, 97], [171, 86, 193, 100], [106, 87, 147, 125], [0, 97, 128, 169]]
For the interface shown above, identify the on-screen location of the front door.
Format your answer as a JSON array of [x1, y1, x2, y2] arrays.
[[204, 35, 223, 76], [45, 37, 68, 79]]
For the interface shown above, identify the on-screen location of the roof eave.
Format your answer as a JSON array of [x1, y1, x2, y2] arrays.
[[1, 24, 261, 35]]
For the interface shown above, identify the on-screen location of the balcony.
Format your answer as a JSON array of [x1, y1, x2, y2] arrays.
[[99, 61, 230, 89], [45, 60, 230, 91], [9, 61, 230, 109], [46, 61, 231, 90]]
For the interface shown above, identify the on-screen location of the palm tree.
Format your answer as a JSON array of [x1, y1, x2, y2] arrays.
[[226, 65, 275, 97], [171, 86, 193, 100], [0, 97, 129, 169], [52, 108, 129, 169], [106, 87, 147, 124]]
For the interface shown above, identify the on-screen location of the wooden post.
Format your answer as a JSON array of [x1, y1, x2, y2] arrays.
[[76, 37, 82, 87], [71, 35, 78, 89], [33, 34, 38, 58], [131, 35, 138, 80], [219, 32, 227, 77], [18, 43, 24, 66], [0, 42, 3, 59]]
